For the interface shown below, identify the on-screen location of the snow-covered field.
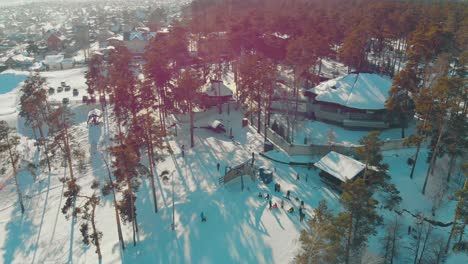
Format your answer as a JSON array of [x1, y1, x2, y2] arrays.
[[0, 68, 466, 263]]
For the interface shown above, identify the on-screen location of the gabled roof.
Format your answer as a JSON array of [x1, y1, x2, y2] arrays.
[[202, 80, 233, 97], [314, 151, 366, 182], [44, 54, 64, 65], [306, 73, 392, 110], [128, 31, 156, 41]]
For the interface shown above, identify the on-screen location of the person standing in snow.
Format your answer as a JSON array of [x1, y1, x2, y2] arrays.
[[217, 163, 220, 171], [201, 212, 207, 222], [269, 199, 272, 209], [281, 200, 284, 209]]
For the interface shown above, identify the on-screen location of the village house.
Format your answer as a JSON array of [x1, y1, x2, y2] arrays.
[[5, 54, 34, 69], [314, 151, 367, 189], [123, 28, 156, 54], [43, 55, 74, 71], [46, 32, 66, 51], [304, 72, 397, 129], [199, 79, 233, 108]]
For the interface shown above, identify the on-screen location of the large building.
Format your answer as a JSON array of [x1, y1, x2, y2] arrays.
[[304, 73, 396, 129]]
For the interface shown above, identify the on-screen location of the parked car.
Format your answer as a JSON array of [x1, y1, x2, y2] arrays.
[[204, 120, 226, 133], [62, 98, 69, 105], [73, 88, 79, 96]]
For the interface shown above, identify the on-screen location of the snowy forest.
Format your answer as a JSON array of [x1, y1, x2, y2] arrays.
[[0, 0, 467, 263]]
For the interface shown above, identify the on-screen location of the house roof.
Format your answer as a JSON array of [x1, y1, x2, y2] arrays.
[[306, 73, 392, 110], [202, 80, 233, 97], [314, 151, 366, 183], [10, 54, 34, 63], [88, 108, 102, 117], [44, 54, 64, 65], [128, 31, 156, 41]]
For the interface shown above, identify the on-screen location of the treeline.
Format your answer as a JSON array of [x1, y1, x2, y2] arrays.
[[183, 0, 466, 75]]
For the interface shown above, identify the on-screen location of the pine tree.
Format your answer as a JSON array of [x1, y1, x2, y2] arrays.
[[19, 72, 51, 172], [130, 112, 164, 213], [295, 201, 344, 264], [286, 36, 317, 137], [340, 179, 383, 263], [238, 53, 276, 134], [0, 121, 24, 214], [107, 44, 137, 128], [339, 26, 369, 72], [61, 177, 103, 261], [173, 68, 204, 148], [85, 53, 106, 98], [110, 134, 141, 246], [48, 105, 76, 180], [446, 162, 468, 254], [101, 154, 125, 250]]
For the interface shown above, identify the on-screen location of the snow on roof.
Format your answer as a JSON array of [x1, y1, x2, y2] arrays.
[[307, 73, 392, 110], [210, 120, 224, 129], [44, 54, 64, 65], [314, 151, 366, 182], [29, 62, 43, 71], [107, 35, 123, 41], [10, 54, 34, 63], [129, 32, 156, 41], [202, 80, 233, 97], [88, 108, 102, 117]]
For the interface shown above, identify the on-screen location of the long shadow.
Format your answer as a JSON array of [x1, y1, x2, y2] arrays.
[[153, 165, 169, 208], [167, 149, 190, 194], [30, 170, 52, 264], [2, 207, 34, 263]]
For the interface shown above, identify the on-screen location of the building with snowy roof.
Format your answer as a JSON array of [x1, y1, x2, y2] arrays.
[[43, 55, 74, 71], [304, 73, 396, 129], [123, 29, 156, 54], [46, 32, 67, 51], [5, 54, 34, 69], [314, 151, 366, 188], [199, 79, 233, 107]]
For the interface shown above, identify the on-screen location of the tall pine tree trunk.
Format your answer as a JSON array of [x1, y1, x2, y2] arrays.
[[446, 155, 456, 182], [189, 102, 194, 148], [422, 118, 444, 195], [6, 134, 24, 214], [64, 126, 74, 180], [257, 98, 261, 133], [91, 202, 102, 260], [410, 142, 421, 179], [37, 124, 51, 172], [345, 213, 353, 264], [147, 142, 158, 213], [101, 154, 125, 250]]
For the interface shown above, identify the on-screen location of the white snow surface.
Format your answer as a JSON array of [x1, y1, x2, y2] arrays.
[[0, 67, 466, 264], [314, 151, 366, 182], [307, 73, 392, 110]]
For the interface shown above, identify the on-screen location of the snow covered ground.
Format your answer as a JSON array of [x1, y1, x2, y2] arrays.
[[0, 68, 466, 263]]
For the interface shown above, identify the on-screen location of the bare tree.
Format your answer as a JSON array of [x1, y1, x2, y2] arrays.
[[381, 216, 402, 264]]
